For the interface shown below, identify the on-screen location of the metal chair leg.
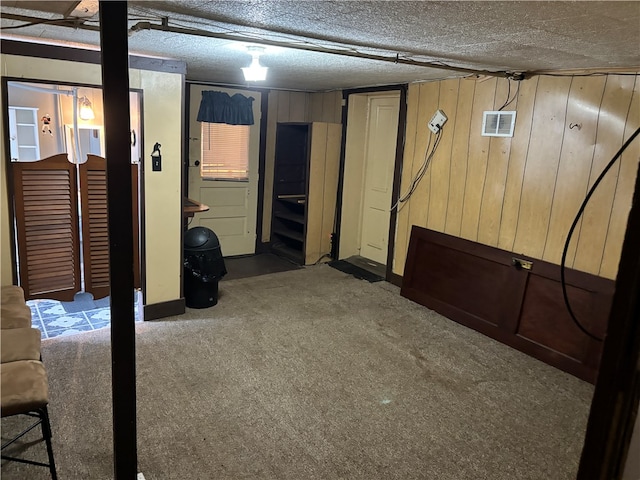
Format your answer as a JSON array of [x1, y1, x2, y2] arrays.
[[1, 408, 58, 480], [40, 407, 58, 480]]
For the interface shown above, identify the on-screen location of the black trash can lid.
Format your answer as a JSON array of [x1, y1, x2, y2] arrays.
[[184, 226, 221, 250]]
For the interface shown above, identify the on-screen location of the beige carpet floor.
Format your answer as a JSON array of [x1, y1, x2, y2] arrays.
[[1, 264, 594, 479]]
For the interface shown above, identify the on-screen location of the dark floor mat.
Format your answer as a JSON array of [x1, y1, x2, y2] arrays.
[[223, 253, 302, 281], [328, 260, 385, 283]]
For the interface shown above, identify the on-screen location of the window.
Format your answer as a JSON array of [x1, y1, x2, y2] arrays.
[[200, 122, 249, 180]]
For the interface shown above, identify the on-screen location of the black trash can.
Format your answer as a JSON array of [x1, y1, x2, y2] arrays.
[[184, 227, 227, 308]]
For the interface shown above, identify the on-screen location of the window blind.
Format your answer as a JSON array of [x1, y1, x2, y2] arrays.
[[200, 122, 249, 180]]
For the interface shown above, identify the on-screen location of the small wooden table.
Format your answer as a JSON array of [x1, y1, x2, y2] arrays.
[[183, 197, 209, 218]]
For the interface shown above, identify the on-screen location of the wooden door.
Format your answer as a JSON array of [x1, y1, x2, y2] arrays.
[[12, 154, 81, 301], [12, 154, 140, 301], [359, 95, 400, 264], [187, 85, 261, 256], [401, 226, 613, 383], [80, 154, 140, 299]]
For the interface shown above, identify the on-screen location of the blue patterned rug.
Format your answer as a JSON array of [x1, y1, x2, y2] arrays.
[[27, 291, 140, 339], [60, 291, 110, 313]]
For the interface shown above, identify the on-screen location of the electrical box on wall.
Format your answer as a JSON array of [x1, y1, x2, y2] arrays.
[[428, 109, 448, 133]]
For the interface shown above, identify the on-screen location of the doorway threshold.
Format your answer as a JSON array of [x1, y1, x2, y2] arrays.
[[328, 255, 385, 282], [223, 252, 301, 281]]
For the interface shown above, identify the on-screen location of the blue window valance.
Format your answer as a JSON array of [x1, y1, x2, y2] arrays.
[[196, 91, 255, 125]]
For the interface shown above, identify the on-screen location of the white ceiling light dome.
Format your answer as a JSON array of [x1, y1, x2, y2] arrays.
[[242, 46, 268, 82]]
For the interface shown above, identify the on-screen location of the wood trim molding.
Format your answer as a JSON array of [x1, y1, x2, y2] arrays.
[[3, 76, 20, 284], [1, 39, 187, 75], [342, 84, 409, 97], [332, 94, 349, 260], [2, 39, 100, 63], [529, 67, 640, 77], [389, 272, 403, 287], [335, 84, 407, 261], [255, 91, 269, 252], [386, 85, 408, 280], [256, 241, 272, 254], [143, 297, 186, 321]]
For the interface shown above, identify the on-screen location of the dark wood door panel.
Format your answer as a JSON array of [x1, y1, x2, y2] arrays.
[[80, 155, 141, 300], [401, 228, 528, 330], [401, 226, 614, 383], [517, 275, 603, 361], [80, 156, 110, 300], [13, 154, 141, 302], [12, 154, 81, 301]]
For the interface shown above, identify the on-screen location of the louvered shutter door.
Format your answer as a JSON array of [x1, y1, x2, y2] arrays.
[[80, 155, 141, 300], [80, 155, 110, 299], [12, 154, 81, 301]]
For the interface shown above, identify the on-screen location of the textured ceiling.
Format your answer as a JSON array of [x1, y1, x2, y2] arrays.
[[1, 1, 639, 91]]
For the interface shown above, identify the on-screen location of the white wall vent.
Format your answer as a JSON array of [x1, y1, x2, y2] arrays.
[[482, 111, 516, 137]]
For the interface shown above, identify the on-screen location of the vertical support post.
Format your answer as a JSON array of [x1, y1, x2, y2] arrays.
[[578, 160, 640, 478], [333, 91, 349, 261], [99, 2, 137, 478], [256, 91, 269, 252]]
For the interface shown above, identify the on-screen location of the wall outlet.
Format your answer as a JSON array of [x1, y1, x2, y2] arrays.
[[428, 109, 448, 133]]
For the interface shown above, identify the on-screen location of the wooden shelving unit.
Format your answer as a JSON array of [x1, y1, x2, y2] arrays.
[[270, 122, 341, 265], [8, 107, 41, 162]]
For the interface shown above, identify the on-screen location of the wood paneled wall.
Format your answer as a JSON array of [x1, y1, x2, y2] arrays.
[[309, 90, 343, 124], [262, 90, 342, 241], [394, 74, 639, 280]]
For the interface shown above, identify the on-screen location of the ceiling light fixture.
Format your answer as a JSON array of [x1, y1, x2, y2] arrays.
[[79, 96, 95, 120], [242, 46, 268, 82]]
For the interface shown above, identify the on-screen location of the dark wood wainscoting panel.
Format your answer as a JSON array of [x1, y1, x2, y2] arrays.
[[401, 236, 527, 330], [519, 277, 595, 360], [400, 226, 615, 383]]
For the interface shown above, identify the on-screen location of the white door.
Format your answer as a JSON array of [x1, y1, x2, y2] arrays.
[[188, 85, 261, 256], [359, 95, 400, 264]]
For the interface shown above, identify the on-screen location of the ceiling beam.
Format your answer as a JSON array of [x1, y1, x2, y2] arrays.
[[0, 12, 515, 79], [129, 20, 512, 78]]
